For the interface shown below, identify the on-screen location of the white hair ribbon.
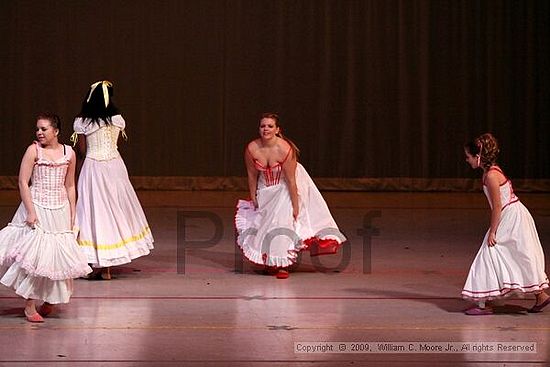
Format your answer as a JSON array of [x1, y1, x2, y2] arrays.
[[477, 142, 483, 168], [87, 80, 113, 108]]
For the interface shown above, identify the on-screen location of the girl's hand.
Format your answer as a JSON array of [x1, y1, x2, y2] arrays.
[[292, 206, 299, 221], [25, 213, 38, 228], [487, 232, 497, 247]]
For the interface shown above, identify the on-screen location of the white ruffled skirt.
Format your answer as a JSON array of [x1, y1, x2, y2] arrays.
[[75, 156, 154, 267], [0, 202, 92, 304], [462, 201, 549, 301], [235, 164, 346, 268]]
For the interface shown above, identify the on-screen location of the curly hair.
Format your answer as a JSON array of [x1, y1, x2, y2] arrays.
[[465, 133, 499, 169]]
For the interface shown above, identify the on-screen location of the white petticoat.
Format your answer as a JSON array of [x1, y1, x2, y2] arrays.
[[0, 202, 92, 304], [75, 156, 154, 267], [462, 201, 549, 301], [235, 164, 346, 268]]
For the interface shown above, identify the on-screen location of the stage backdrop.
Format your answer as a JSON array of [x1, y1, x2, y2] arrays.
[[1, 0, 549, 191]]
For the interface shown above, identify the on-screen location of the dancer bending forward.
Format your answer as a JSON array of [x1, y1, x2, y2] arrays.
[[235, 113, 346, 279]]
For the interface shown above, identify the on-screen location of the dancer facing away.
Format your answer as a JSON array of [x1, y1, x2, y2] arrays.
[[72, 80, 154, 280], [462, 133, 549, 315], [235, 113, 346, 279], [0, 113, 92, 322]]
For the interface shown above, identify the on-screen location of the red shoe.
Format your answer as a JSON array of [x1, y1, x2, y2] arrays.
[[276, 270, 289, 279], [24, 310, 44, 323]]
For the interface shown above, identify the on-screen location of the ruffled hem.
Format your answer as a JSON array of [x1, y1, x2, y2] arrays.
[[0, 223, 92, 280], [81, 239, 154, 267], [462, 281, 549, 301], [1, 263, 74, 304], [1, 256, 91, 280], [237, 238, 308, 268], [235, 199, 344, 268]]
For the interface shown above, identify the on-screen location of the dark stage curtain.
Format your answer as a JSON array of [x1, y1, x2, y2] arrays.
[[0, 0, 549, 190]]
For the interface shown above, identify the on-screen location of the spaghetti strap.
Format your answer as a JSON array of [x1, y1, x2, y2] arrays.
[[487, 166, 504, 174], [280, 148, 292, 164], [33, 141, 42, 160], [247, 143, 292, 168], [63, 144, 72, 160], [483, 166, 508, 186]]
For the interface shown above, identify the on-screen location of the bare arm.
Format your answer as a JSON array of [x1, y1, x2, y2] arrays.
[[281, 149, 299, 220], [65, 149, 77, 228], [244, 145, 259, 207], [74, 134, 86, 181], [485, 170, 503, 247], [18, 145, 38, 227]]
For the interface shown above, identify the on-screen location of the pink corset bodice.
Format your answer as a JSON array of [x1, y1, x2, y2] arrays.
[[30, 142, 72, 209]]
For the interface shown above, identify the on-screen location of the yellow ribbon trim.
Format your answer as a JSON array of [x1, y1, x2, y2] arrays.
[[87, 80, 113, 108], [121, 129, 128, 141], [70, 132, 78, 147], [77, 226, 151, 250]]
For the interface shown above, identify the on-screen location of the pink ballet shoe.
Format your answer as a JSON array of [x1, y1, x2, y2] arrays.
[[24, 310, 44, 323], [528, 297, 550, 313], [38, 303, 54, 317], [464, 306, 493, 316]]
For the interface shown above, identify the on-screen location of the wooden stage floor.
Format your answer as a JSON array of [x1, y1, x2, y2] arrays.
[[1, 190, 549, 366]]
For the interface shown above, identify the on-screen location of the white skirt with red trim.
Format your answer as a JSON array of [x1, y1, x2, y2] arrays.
[[235, 163, 346, 268], [462, 201, 549, 301]]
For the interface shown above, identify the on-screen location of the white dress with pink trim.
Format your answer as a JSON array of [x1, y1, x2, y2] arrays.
[[73, 115, 154, 267], [462, 168, 549, 301], [0, 143, 92, 304], [235, 157, 346, 268]]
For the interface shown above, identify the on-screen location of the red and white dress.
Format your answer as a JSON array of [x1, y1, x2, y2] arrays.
[[73, 115, 154, 267], [462, 167, 549, 301], [0, 143, 91, 304], [235, 151, 346, 268]]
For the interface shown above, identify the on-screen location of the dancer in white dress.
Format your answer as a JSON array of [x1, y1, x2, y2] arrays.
[[462, 133, 549, 315], [0, 113, 92, 322], [72, 81, 154, 280], [235, 113, 346, 279]]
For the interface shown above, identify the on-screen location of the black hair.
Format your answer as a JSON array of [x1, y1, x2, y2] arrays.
[[77, 81, 121, 125]]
